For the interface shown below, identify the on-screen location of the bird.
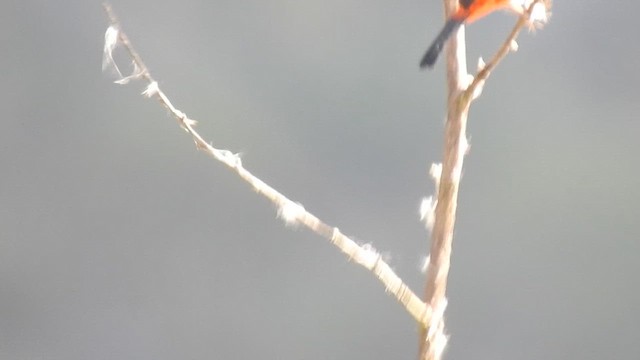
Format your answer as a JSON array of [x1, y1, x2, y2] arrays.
[[420, 0, 524, 69]]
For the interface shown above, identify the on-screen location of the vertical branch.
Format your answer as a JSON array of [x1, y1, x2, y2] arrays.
[[418, 1, 549, 359], [418, 0, 470, 358]]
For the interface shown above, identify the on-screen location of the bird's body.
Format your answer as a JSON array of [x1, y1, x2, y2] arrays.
[[420, 0, 523, 68]]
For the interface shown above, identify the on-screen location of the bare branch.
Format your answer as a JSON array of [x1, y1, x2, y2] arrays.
[[418, 1, 550, 359], [101, 3, 432, 329]]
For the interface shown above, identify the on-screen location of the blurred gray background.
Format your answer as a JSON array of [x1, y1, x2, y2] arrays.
[[2, 0, 639, 359]]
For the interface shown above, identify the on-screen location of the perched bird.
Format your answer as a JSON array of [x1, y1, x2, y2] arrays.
[[420, 0, 524, 68]]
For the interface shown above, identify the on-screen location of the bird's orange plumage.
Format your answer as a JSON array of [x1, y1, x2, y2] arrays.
[[420, 0, 523, 68], [454, 0, 516, 23]]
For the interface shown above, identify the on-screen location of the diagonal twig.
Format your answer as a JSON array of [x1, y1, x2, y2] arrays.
[[466, 0, 550, 100], [101, 2, 432, 329]]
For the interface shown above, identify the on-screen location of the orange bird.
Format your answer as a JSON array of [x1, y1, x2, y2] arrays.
[[420, 0, 522, 68]]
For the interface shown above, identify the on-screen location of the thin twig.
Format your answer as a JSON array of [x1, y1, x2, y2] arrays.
[[101, 3, 432, 328], [466, 0, 548, 99]]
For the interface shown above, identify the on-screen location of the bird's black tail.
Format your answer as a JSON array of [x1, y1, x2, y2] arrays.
[[419, 18, 464, 69]]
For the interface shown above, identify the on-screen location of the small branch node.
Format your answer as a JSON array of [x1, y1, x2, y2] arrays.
[[331, 227, 342, 245], [277, 200, 305, 227], [142, 81, 159, 98], [356, 243, 381, 270], [476, 57, 486, 72], [219, 149, 242, 168], [460, 136, 469, 156], [510, 39, 519, 52], [429, 163, 442, 186], [527, 0, 552, 24], [183, 117, 199, 129], [419, 196, 436, 231]]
